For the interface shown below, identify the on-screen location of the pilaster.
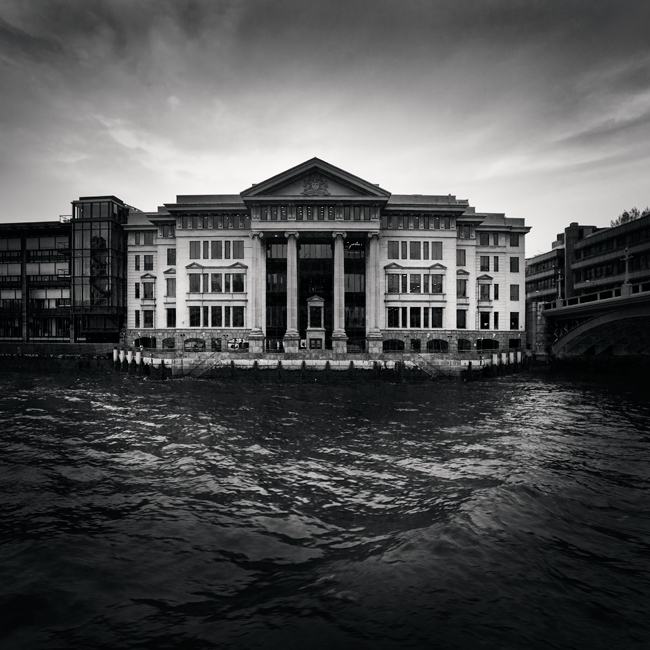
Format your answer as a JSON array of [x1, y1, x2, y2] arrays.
[[332, 231, 347, 353], [283, 231, 300, 352]]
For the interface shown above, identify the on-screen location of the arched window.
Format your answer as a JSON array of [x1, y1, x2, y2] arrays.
[[382, 339, 405, 352], [427, 339, 449, 352], [458, 338, 472, 351], [162, 337, 175, 350], [184, 338, 205, 352], [134, 337, 157, 349], [477, 338, 499, 351]]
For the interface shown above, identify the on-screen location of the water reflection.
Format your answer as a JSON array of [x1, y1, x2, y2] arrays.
[[1, 374, 649, 649]]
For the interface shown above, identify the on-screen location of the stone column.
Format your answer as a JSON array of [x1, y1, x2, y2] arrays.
[[366, 231, 383, 355], [283, 231, 300, 353], [248, 232, 265, 354], [332, 231, 348, 353]]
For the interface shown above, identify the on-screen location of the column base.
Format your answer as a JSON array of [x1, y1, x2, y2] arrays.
[[332, 330, 348, 354], [621, 282, 632, 297], [283, 329, 301, 353], [366, 330, 383, 355], [248, 329, 265, 354]]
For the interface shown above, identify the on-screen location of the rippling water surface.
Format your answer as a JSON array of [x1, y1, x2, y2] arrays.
[[1, 372, 649, 649]]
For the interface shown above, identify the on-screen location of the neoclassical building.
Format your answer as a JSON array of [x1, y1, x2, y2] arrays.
[[0, 158, 530, 354], [122, 158, 529, 354]]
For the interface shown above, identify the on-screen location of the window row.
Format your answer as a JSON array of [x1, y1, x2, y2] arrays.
[[476, 232, 521, 247], [187, 272, 245, 293], [189, 240, 245, 260], [134, 255, 154, 271], [478, 256, 520, 272], [381, 215, 453, 230], [178, 215, 250, 230], [387, 273, 445, 294], [387, 307, 444, 328], [457, 310, 520, 330], [387, 241, 443, 261], [134, 282, 155, 300], [188, 305, 245, 328], [132, 231, 155, 246]]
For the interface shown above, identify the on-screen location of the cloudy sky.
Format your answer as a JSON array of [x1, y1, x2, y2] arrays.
[[1, 0, 648, 254]]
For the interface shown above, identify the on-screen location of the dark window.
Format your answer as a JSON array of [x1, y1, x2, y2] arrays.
[[387, 275, 400, 293], [493, 256, 499, 272], [134, 255, 140, 271], [401, 241, 408, 259], [232, 273, 245, 292], [166, 278, 176, 297], [480, 256, 490, 271], [510, 312, 519, 330], [494, 284, 499, 300], [457, 309, 467, 329], [383, 339, 405, 351], [189, 241, 200, 259], [189, 306, 201, 327], [143, 282, 154, 300], [135, 310, 140, 328], [510, 257, 520, 273], [167, 248, 176, 265], [134, 283, 140, 299], [143, 232, 154, 246], [189, 274, 201, 293], [211, 305, 222, 327], [410, 307, 421, 328], [510, 234, 520, 247], [510, 284, 520, 301], [480, 312, 490, 329], [203, 274, 209, 293], [427, 338, 448, 352], [224, 274, 231, 292], [494, 312, 499, 329], [387, 307, 400, 328], [493, 233, 499, 246], [203, 306, 209, 327], [144, 255, 153, 271], [166, 308, 176, 328], [431, 307, 443, 328], [479, 232, 490, 246], [233, 241, 244, 259], [211, 273, 222, 292], [457, 249, 466, 266], [423, 241, 429, 259], [401, 274, 408, 293], [509, 338, 521, 349], [457, 279, 467, 298], [224, 241, 231, 259], [458, 338, 471, 351], [211, 241, 222, 259], [225, 306, 231, 327], [410, 241, 421, 260], [143, 310, 153, 328], [203, 241, 210, 259], [410, 274, 421, 293], [479, 284, 490, 300], [431, 242, 443, 260], [430, 274, 443, 293], [387, 241, 399, 259]]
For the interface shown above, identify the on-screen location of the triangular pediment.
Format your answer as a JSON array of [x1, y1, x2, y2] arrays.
[[140, 273, 156, 280], [429, 263, 447, 270], [384, 262, 403, 270], [185, 262, 204, 269], [457, 269, 470, 276], [163, 268, 176, 275], [477, 274, 493, 281], [241, 158, 391, 200]]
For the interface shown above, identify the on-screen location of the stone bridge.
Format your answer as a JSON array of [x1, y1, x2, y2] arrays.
[[542, 284, 650, 357]]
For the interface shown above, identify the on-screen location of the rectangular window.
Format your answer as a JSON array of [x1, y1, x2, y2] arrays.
[[479, 284, 490, 300], [189, 306, 201, 327], [134, 232, 140, 245], [167, 248, 176, 265], [431, 274, 443, 293], [423, 308, 429, 328], [387, 307, 400, 328], [225, 241, 231, 259], [233, 241, 244, 259], [225, 306, 231, 327], [423, 275, 429, 293], [203, 273, 209, 293], [401, 241, 408, 259], [211, 273, 222, 292], [144, 255, 153, 271], [510, 284, 520, 301], [423, 241, 429, 260], [211, 241, 222, 259], [143, 232, 154, 246], [479, 232, 490, 246], [232, 273, 245, 292], [134, 255, 140, 271], [480, 256, 490, 271], [166, 308, 176, 328], [410, 274, 421, 293], [510, 257, 520, 273], [493, 256, 499, 272], [203, 306, 209, 327], [431, 242, 442, 260], [211, 305, 222, 327], [457, 249, 466, 266], [387, 241, 399, 259], [457, 279, 467, 298], [189, 241, 200, 259], [189, 273, 201, 293], [232, 306, 244, 327], [135, 310, 140, 328], [510, 234, 520, 247], [431, 307, 443, 328], [410, 307, 421, 328], [493, 233, 499, 246], [143, 282, 154, 300], [203, 241, 210, 259], [401, 274, 408, 293], [410, 241, 421, 260], [134, 283, 140, 299], [494, 312, 499, 329], [143, 310, 154, 328], [480, 312, 490, 329], [166, 277, 176, 298], [457, 309, 467, 329], [387, 275, 400, 293], [510, 312, 519, 330], [494, 284, 499, 300], [402, 307, 408, 328], [224, 274, 231, 292]]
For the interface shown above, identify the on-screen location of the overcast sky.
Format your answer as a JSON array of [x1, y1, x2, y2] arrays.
[[1, 0, 649, 254]]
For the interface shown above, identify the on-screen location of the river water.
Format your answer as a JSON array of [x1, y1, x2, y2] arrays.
[[0, 371, 649, 649]]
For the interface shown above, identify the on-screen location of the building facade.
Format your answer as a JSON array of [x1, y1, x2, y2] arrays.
[[1, 158, 530, 355]]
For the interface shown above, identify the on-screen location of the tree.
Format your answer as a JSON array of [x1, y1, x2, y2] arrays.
[[611, 206, 650, 227]]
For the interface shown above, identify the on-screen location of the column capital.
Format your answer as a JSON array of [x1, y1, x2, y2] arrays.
[[284, 231, 300, 239], [367, 231, 381, 240], [332, 231, 347, 239], [250, 231, 264, 240]]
